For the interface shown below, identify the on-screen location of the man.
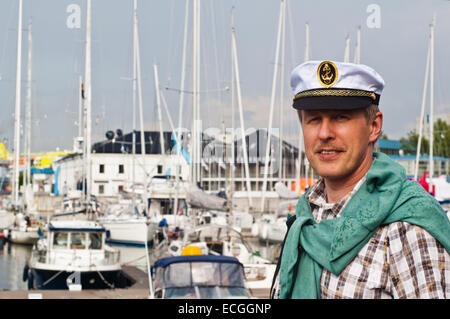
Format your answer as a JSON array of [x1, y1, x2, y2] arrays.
[[273, 60, 450, 299]]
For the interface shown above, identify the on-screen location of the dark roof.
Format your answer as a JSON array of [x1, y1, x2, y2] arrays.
[[92, 131, 177, 154]]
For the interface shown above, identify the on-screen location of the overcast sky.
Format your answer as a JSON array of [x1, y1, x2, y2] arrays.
[[1, 0, 450, 153]]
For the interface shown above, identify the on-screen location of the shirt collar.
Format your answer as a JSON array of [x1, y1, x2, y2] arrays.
[[307, 176, 367, 216]]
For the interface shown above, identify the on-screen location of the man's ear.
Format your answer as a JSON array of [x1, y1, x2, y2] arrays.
[[369, 111, 383, 143]]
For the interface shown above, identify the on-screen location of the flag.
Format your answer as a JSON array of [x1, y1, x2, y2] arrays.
[[37, 216, 44, 238], [172, 132, 190, 164], [81, 83, 85, 100]]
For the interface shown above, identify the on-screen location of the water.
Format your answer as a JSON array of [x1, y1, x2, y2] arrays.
[[0, 242, 32, 290], [0, 238, 280, 291]]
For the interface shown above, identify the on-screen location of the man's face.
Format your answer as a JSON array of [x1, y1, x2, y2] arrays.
[[299, 108, 382, 183]]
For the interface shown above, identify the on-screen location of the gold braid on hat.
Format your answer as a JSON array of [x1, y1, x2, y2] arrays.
[[294, 89, 377, 101]]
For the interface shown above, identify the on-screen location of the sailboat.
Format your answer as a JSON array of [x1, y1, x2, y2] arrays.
[[5, 1, 41, 245], [413, 15, 450, 203], [97, 1, 181, 248], [151, 4, 277, 297]]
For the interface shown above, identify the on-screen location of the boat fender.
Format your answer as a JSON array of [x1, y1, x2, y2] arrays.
[[261, 224, 268, 240], [27, 271, 34, 289], [106, 230, 110, 239], [23, 264, 29, 282], [159, 218, 168, 227], [251, 223, 259, 237]]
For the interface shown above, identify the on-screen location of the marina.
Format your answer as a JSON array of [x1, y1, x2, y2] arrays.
[[1, 0, 450, 300], [0, 225, 277, 299]]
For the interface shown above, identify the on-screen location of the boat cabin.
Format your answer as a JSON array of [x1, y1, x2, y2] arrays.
[[153, 254, 250, 299], [49, 220, 105, 250], [33, 220, 120, 268]]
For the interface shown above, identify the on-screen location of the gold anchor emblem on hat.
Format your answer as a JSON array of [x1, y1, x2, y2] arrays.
[[317, 61, 338, 88]]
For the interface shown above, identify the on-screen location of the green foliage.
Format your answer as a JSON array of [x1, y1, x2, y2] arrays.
[[400, 130, 428, 155], [399, 119, 450, 157]]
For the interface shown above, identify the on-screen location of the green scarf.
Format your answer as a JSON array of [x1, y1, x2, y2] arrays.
[[279, 152, 450, 299]]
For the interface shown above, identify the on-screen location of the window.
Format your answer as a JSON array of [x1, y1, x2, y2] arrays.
[[70, 232, 86, 249], [157, 165, 163, 174], [88, 233, 102, 249], [98, 184, 104, 194], [119, 164, 124, 174], [53, 232, 68, 249], [99, 164, 105, 173]]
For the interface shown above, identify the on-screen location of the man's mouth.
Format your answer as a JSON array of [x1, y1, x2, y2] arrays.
[[315, 148, 344, 159], [317, 149, 343, 154]]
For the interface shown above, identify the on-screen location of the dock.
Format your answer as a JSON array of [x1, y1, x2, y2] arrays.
[[0, 266, 270, 299]]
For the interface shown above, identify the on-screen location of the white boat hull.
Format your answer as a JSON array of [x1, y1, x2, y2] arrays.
[[100, 219, 157, 247], [6, 228, 40, 245]]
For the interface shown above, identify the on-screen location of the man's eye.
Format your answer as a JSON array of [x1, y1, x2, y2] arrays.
[[335, 115, 349, 121], [307, 117, 320, 123]]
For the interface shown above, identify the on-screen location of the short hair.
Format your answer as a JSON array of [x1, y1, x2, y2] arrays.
[[364, 104, 380, 123]]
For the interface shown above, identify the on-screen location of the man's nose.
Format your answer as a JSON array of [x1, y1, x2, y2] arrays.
[[318, 119, 335, 140]]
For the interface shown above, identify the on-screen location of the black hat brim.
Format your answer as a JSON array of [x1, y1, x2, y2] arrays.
[[292, 95, 379, 111]]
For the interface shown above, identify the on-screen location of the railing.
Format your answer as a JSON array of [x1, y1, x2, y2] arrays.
[[31, 248, 121, 267]]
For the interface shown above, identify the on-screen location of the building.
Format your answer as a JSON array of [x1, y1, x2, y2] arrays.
[[375, 138, 450, 177], [54, 131, 189, 199]]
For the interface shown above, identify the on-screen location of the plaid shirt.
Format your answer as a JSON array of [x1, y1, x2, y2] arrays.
[[273, 177, 450, 299]]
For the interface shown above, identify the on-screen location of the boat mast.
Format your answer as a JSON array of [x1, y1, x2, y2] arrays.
[[153, 64, 165, 155], [131, 0, 138, 210], [231, 5, 253, 208], [261, 0, 285, 212], [353, 26, 361, 64], [344, 34, 350, 63], [230, 6, 236, 215], [414, 31, 431, 181], [12, 0, 23, 210], [133, 0, 153, 299], [278, 0, 287, 183], [429, 14, 435, 193], [133, 0, 149, 217], [295, 22, 309, 194], [25, 19, 33, 190], [191, 0, 201, 185], [173, 0, 190, 217], [84, 0, 92, 210]]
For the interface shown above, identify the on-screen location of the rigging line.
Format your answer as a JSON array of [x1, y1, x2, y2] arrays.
[[96, 270, 115, 288], [36, 270, 64, 289]]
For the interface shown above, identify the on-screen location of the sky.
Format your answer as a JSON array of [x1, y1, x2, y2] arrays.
[[1, 0, 450, 153]]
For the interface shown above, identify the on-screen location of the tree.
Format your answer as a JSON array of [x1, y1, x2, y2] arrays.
[[400, 130, 429, 155], [400, 119, 450, 157], [379, 131, 389, 139], [433, 119, 450, 158]]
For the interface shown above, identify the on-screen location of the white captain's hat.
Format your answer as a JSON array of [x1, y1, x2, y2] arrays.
[[291, 60, 385, 110]]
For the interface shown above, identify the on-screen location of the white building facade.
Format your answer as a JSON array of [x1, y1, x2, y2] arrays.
[[54, 152, 189, 199]]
